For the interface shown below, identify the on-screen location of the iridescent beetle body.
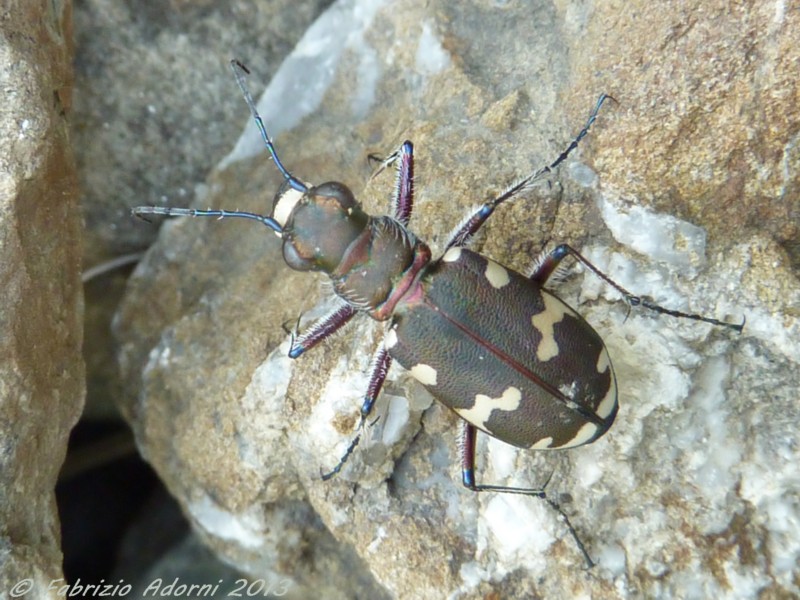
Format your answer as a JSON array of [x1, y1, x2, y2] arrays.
[[134, 61, 742, 566], [387, 247, 617, 450]]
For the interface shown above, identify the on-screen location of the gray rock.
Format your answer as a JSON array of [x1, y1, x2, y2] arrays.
[[115, 1, 799, 598], [0, 0, 84, 596]]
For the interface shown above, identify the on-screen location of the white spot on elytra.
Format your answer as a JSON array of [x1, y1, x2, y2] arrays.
[[596, 349, 610, 373], [273, 188, 304, 227], [531, 437, 554, 449], [596, 373, 618, 420], [530, 293, 568, 361], [557, 421, 600, 448], [456, 386, 522, 430], [442, 246, 462, 263], [484, 259, 510, 289], [384, 328, 398, 349], [409, 363, 438, 385]]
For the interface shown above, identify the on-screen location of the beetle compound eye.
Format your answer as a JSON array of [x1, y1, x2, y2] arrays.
[[312, 181, 360, 212]]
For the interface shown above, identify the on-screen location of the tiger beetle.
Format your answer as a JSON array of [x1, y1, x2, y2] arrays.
[[134, 60, 744, 567]]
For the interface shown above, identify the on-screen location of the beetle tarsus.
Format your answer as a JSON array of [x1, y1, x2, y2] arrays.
[[321, 431, 362, 481], [544, 497, 596, 569]]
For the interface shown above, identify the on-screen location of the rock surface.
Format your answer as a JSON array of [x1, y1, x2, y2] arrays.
[[114, 1, 799, 598], [74, 0, 335, 419], [0, 0, 85, 596]]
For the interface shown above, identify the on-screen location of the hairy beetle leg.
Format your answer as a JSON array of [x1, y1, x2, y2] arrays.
[[370, 141, 415, 227], [288, 302, 357, 358], [321, 345, 394, 480], [544, 244, 745, 332], [390, 141, 415, 226]]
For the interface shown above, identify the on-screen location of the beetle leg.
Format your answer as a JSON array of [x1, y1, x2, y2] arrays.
[[321, 345, 393, 481], [460, 421, 547, 497], [543, 244, 745, 332], [391, 141, 415, 226], [529, 248, 567, 285], [288, 302, 357, 358], [459, 421, 595, 568], [459, 422, 487, 491], [370, 141, 415, 226], [445, 95, 612, 250]]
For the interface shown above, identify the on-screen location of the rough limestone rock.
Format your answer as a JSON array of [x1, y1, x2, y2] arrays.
[[0, 1, 85, 596], [115, 1, 799, 598]]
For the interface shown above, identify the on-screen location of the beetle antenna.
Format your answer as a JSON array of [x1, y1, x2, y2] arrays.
[[130, 206, 283, 233], [131, 62, 310, 230], [230, 60, 307, 193]]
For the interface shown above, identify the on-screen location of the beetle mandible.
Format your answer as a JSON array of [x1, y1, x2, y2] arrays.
[[134, 61, 743, 566]]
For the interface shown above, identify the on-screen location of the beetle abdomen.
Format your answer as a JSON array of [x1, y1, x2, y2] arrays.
[[388, 247, 618, 449]]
